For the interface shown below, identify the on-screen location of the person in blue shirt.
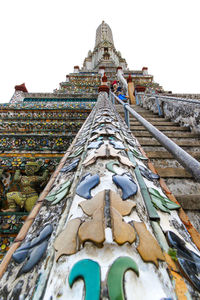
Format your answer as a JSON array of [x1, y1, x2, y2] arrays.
[[117, 87, 129, 102]]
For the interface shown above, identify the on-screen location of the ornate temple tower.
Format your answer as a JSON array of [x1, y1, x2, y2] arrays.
[[82, 21, 128, 72], [81, 21, 161, 92], [0, 21, 200, 300]]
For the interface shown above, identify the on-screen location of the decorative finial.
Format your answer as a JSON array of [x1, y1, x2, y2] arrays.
[[15, 83, 28, 93], [127, 74, 132, 83], [102, 73, 107, 82]]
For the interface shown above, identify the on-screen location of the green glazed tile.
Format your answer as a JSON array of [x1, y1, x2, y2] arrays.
[[134, 166, 160, 221], [69, 259, 100, 300], [151, 221, 169, 252], [107, 257, 139, 300], [149, 188, 168, 201], [130, 148, 148, 160], [149, 188, 180, 211], [127, 151, 137, 168], [46, 180, 71, 200], [106, 161, 120, 174], [68, 146, 84, 158], [45, 180, 71, 205], [151, 195, 170, 213]]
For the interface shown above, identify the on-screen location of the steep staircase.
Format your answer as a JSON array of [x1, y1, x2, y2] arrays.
[[117, 104, 200, 231]]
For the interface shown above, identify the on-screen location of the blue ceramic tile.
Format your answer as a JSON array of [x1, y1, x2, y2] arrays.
[[75, 138, 87, 147], [18, 240, 48, 277], [167, 231, 200, 292], [112, 173, 138, 200], [12, 249, 29, 264], [30, 224, 53, 248], [18, 224, 52, 253], [60, 158, 80, 173], [13, 224, 53, 276], [87, 141, 104, 149], [109, 140, 125, 150], [125, 137, 136, 147], [139, 165, 160, 181], [76, 173, 100, 199]]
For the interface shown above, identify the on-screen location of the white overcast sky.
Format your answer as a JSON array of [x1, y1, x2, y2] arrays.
[[0, 0, 200, 103]]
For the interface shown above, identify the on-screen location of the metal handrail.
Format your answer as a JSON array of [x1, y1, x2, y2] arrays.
[[145, 94, 200, 105], [111, 92, 200, 181]]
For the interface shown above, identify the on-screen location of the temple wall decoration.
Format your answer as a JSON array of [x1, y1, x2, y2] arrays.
[[0, 20, 199, 299], [0, 93, 199, 299]]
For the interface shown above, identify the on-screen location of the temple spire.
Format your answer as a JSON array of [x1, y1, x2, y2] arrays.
[[95, 21, 114, 47]]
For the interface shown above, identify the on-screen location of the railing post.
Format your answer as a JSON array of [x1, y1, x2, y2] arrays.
[[137, 92, 144, 106], [124, 103, 130, 128], [135, 91, 140, 105], [155, 96, 163, 116]]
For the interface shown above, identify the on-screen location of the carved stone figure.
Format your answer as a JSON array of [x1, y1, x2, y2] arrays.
[[4, 160, 48, 212], [0, 169, 5, 209], [0, 169, 3, 178]]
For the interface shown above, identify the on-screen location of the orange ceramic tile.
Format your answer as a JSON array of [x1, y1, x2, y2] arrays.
[[147, 162, 158, 174], [54, 218, 81, 261], [164, 252, 189, 299], [179, 208, 200, 251], [167, 193, 181, 206], [171, 270, 189, 300], [110, 190, 136, 216], [108, 145, 134, 167], [159, 178, 171, 194], [134, 221, 165, 267], [79, 190, 105, 216], [78, 208, 105, 247], [111, 207, 136, 245], [138, 146, 148, 158]]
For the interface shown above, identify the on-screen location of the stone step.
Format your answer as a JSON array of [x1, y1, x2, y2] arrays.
[[130, 117, 167, 121], [137, 138, 200, 147], [119, 112, 160, 118], [175, 195, 200, 210], [145, 150, 200, 160], [124, 109, 158, 116], [117, 104, 199, 194], [130, 125, 189, 131], [132, 131, 199, 138], [151, 158, 184, 168], [185, 211, 200, 232], [130, 121, 178, 126], [164, 177, 200, 194], [156, 167, 192, 178]]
